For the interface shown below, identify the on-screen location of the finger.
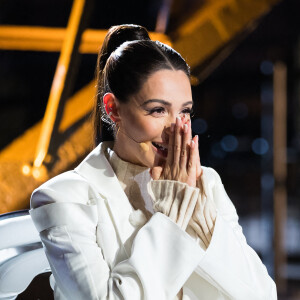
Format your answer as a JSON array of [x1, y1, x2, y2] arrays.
[[187, 135, 198, 177], [173, 117, 182, 167], [166, 123, 175, 166], [179, 121, 191, 170], [195, 137, 202, 179], [150, 166, 163, 180]]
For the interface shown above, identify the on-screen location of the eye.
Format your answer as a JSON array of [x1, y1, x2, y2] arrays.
[[181, 107, 194, 116], [147, 107, 166, 115]]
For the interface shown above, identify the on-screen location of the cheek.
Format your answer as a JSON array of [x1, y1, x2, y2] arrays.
[[125, 116, 164, 140]]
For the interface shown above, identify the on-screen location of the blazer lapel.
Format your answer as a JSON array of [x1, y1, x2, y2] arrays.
[[74, 142, 135, 254]]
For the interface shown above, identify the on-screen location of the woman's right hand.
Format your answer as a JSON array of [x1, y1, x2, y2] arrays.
[[151, 116, 201, 187]]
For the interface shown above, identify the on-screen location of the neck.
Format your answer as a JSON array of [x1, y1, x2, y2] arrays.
[[113, 133, 147, 167]]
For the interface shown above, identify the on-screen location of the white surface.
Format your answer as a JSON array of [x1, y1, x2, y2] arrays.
[[0, 248, 49, 298], [0, 215, 40, 250]]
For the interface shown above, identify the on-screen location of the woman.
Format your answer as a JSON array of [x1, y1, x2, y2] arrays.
[[30, 24, 277, 299]]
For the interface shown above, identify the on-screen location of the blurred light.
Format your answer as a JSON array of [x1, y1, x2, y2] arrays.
[[252, 138, 269, 155], [22, 164, 31, 176], [232, 103, 248, 119], [260, 60, 273, 75], [32, 168, 41, 179], [211, 143, 226, 158], [192, 118, 208, 134], [220, 135, 238, 152], [261, 173, 274, 190], [32, 165, 47, 181]]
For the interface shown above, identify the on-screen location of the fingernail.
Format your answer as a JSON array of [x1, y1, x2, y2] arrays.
[[176, 116, 181, 125], [191, 140, 195, 148], [184, 124, 188, 133], [171, 123, 175, 132]]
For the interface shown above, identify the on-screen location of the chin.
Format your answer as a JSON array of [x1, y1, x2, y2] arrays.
[[150, 152, 167, 168], [133, 142, 167, 168]]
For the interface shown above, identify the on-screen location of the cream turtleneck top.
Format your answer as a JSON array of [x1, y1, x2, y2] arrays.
[[107, 147, 154, 222], [107, 148, 185, 300]]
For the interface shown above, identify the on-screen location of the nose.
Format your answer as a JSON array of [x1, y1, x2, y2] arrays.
[[165, 114, 177, 130]]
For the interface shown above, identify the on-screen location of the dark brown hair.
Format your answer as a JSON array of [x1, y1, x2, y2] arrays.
[[93, 24, 190, 146]]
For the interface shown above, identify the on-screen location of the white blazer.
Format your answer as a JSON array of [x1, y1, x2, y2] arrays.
[[30, 142, 277, 300]]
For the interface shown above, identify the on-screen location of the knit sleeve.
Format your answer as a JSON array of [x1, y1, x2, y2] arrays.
[[149, 180, 199, 230], [149, 177, 217, 249], [188, 184, 217, 249]]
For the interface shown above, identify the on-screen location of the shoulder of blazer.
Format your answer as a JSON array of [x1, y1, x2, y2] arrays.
[[30, 142, 120, 209], [30, 169, 101, 208]]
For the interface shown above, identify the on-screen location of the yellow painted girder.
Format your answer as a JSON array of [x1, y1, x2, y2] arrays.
[[0, 26, 172, 53], [33, 0, 87, 169], [172, 0, 281, 70], [0, 81, 95, 214], [0, 0, 282, 214]]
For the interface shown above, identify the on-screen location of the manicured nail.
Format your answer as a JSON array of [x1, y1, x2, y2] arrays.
[[176, 116, 181, 124], [191, 140, 195, 149], [184, 124, 188, 133]]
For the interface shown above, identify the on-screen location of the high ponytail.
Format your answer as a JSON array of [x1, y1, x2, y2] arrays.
[[93, 24, 150, 146], [93, 24, 190, 147]]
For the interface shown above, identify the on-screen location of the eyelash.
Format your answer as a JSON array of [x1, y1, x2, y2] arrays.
[[147, 107, 193, 115], [181, 108, 194, 116], [146, 107, 193, 116], [148, 107, 165, 114]]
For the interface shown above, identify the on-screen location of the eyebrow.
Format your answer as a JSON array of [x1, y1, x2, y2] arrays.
[[141, 99, 193, 107]]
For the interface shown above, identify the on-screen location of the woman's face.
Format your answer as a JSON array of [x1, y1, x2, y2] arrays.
[[114, 69, 193, 168]]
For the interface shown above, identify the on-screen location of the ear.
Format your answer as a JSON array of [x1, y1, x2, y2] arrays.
[[103, 93, 121, 123]]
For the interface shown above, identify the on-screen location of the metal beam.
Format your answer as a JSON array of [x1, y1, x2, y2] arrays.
[[33, 0, 92, 170], [171, 0, 281, 78], [0, 81, 95, 214], [0, 26, 171, 53]]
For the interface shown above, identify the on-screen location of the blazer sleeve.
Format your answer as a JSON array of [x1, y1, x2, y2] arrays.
[[192, 167, 277, 300], [30, 172, 205, 300]]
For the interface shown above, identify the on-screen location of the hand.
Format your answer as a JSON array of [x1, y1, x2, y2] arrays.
[[151, 116, 201, 187]]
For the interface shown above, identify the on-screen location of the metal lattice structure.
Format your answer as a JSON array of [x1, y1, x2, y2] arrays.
[[0, 0, 280, 214]]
